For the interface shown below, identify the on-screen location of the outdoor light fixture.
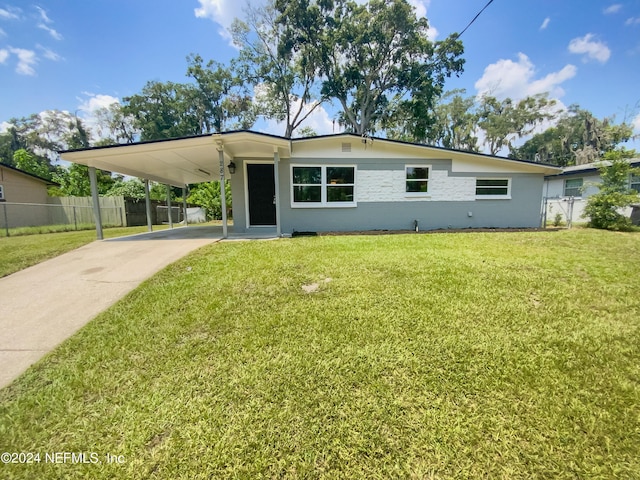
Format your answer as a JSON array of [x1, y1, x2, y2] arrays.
[[227, 161, 237, 174]]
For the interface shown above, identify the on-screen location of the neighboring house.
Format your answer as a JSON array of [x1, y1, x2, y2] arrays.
[[0, 163, 55, 204], [61, 131, 560, 236], [543, 158, 640, 225], [0, 163, 58, 229]]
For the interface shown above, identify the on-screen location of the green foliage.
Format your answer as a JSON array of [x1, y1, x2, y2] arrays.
[[553, 212, 564, 227], [50, 164, 116, 197], [511, 105, 635, 166], [277, 0, 464, 137], [583, 150, 640, 230], [477, 93, 557, 155], [187, 181, 231, 220], [232, 0, 323, 138], [12, 148, 52, 180], [105, 179, 146, 199]]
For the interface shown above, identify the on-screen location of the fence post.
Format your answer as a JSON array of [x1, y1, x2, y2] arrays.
[[3, 203, 9, 237], [73, 206, 78, 231], [119, 206, 124, 227]]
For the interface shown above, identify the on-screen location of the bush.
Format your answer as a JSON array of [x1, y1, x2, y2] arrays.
[[583, 151, 640, 231]]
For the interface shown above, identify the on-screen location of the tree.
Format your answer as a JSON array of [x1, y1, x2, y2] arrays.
[[105, 179, 146, 199], [232, 0, 324, 138], [511, 105, 635, 166], [13, 148, 52, 179], [50, 164, 116, 197], [93, 102, 138, 144], [477, 93, 557, 155], [413, 89, 479, 150], [276, 0, 464, 137], [583, 149, 640, 230], [122, 81, 205, 141], [187, 181, 232, 220], [186, 54, 256, 132]]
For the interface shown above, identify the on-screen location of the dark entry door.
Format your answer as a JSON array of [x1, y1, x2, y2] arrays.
[[247, 163, 276, 226]]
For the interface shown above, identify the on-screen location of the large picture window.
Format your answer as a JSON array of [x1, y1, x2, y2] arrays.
[[291, 165, 356, 207], [475, 178, 511, 199], [405, 166, 430, 194], [630, 173, 640, 193]]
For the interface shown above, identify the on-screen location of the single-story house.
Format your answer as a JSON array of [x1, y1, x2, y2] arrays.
[[0, 163, 56, 204], [60, 131, 561, 237], [543, 158, 640, 225]]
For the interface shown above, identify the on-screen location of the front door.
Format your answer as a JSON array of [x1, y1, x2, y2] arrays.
[[247, 163, 276, 226]]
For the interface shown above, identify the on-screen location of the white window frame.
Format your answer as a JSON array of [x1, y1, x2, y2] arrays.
[[0, 184, 4, 201], [290, 164, 357, 208], [629, 173, 640, 193], [475, 178, 511, 200], [405, 165, 431, 197], [564, 178, 583, 197]]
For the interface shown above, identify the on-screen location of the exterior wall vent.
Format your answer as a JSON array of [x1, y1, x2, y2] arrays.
[[341, 142, 352, 152]]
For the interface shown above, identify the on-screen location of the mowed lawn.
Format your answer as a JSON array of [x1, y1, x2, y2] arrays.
[[0, 229, 639, 479]]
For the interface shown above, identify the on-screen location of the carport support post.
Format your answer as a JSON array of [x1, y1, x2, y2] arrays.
[[88, 166, 103, 240], [183, 185, 188, 226], [166, 184, 173, 229], [144, 179, 153, 232], [273, 148, 281, 237], [217, 146, 228, 239]]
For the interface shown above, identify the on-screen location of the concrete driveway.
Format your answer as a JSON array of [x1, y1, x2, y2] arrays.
[[0, 227, 224, 389]]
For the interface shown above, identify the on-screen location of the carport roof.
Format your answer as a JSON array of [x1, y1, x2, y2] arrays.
[[60, 131, 291, 186]]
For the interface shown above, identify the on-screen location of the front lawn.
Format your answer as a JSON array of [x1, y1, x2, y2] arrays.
[[0, 229, 638, 478]]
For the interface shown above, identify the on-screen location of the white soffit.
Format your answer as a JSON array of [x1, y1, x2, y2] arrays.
[[60, 132, 291, 186]]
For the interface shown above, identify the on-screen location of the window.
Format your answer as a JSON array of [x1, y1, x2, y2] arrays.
[[291, 165, 355, 207], [406, 166, 430, 194], [0, 184, 4, 201], [475, 178, 511, 199], [564, 178, 583, 197], [630, 173, 640, 193]]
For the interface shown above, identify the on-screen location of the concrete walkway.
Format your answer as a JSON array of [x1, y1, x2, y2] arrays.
[[0, 227, 227, 389]]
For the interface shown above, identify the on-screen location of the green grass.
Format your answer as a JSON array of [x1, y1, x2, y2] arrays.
[[0, 225, 169, 278], [0, 229, 639, 478], [0, 223, 122, 237]]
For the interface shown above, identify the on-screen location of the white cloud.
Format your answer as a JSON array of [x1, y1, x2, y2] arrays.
[[77, 93, 120, 114], [36, 44, 62, 61], [474, 52, 576, 100], [34, 6, 53, 24], [0, 121, 10, 133], [194, 0, 245, 45], [603, 4, 622, 14], [633, 113, 640, 133], [568, 33, 611, 63], [0, 27, 6, 37], [0, 7, 19, 20], [8, 47, 37, 75], [540, 17, 550, 30], [38, 23, 62, 40], [626, 17, 640, 26], [0, 49, 8, 63]]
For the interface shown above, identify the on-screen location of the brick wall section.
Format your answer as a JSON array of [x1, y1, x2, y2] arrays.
[[357, 169, 477, 202]]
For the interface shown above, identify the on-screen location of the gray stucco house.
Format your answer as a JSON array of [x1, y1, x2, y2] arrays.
[[61, 131, 560, 236]]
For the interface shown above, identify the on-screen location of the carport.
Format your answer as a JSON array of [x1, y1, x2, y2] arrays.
[[60, 131, 291, 240]]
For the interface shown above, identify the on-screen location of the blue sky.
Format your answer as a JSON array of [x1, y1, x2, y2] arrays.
[[1, 0, 639, 151]]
